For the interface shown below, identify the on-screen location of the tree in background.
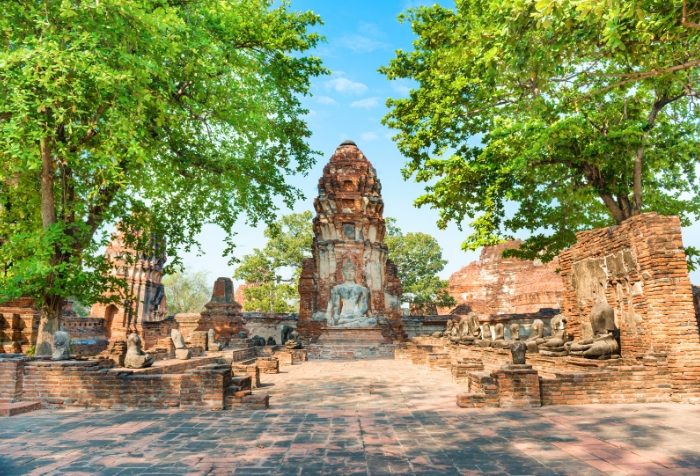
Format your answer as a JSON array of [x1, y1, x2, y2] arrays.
[[234, 211, 313, 312], [381, 0, 700, 264], [384, 218, 455, 315], [162, 268, 211, 315], [0, 1, 326, 355]]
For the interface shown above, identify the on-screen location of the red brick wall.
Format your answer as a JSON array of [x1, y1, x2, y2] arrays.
[[558, 213, 700, 401], [3, 357, 232, 410]]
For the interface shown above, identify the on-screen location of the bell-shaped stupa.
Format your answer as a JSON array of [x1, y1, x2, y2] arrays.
[[297, 141, 405, 343]]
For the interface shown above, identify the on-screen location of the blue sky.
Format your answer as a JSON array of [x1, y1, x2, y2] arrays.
[[180, 0, 700, 286]]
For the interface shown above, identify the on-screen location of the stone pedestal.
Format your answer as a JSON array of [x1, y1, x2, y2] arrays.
[[494, 363, 541, 408], [316, 327, 388, 344]]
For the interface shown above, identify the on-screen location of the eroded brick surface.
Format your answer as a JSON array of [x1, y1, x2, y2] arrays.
[[3, 360, 700, 475]]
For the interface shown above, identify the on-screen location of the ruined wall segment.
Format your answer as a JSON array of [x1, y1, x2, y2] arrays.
[[297, 141, 405, 342], [444, 240, 564, 316], [559, 213, 700, 400], [90, 231, 167, 343]]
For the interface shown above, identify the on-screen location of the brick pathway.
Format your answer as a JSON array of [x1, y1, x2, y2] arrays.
[[2, 359, 700, 475]]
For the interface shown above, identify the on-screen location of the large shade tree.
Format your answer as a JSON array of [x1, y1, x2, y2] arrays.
[[233, 211, 312, 312], [0, 0, 327, 355], [384, 218, 455, 314], [381, 0, 700, 264]]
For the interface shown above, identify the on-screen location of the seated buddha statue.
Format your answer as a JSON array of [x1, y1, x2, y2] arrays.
[[479, 323, 493, 347], [490, 323, 510, 349], [326, 260, 377, 328], [525, 319, 545, 353], [459, 313, 481, 345], [566, 301, 620, 360], [539, 314, 568, 356]]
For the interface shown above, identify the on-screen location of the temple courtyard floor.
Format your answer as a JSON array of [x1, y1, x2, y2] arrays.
[[2, 359, 700, 475]]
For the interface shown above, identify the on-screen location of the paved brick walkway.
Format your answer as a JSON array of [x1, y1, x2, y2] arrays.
[[2, 359, 700, 475]]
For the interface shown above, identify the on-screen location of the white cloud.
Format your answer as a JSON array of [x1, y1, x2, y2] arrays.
[[305, 110, 317, 117], [350, 97, 381, 110], [358, 22, 385, 38], [325, 76, 368, 95], [316, 96, 336, 105], [339, 34, 390, 53], [361, 132, 379, 141]]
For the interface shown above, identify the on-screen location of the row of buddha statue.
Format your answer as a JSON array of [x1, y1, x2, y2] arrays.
[[441, 301, 620, 360]]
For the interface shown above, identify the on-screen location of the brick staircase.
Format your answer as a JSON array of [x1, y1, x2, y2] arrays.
[[0, 398, 42, 417], [224, 375, 269, 410]]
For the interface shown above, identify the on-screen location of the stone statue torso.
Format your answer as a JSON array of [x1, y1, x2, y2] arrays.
[[327, 279, 376, 328]]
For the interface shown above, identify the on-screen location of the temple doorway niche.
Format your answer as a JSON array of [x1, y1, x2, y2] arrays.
[[104, 304, 118, 339]]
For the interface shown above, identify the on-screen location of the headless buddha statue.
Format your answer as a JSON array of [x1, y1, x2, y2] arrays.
[[525, 319, 545, 353], [566, 301, 620, 360], [490, 323, 510, 349], [539, 314, 568, 356]]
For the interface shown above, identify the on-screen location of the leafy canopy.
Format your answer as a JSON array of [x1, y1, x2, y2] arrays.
[[385, 218, 455, 314], [0, 0, 326, 311], [381, 0, 700, 262], [162, 267, 211, 315], [233, 211, 313, 312]]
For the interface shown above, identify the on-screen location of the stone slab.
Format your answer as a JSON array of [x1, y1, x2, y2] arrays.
[[0, 401, 41, 417]]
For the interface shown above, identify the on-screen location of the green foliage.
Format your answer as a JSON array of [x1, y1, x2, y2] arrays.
[[385, 218, 456, 314], [381, 0, 700, 262], [0, 0, 327, 353], [162, 267, 211, 314], [242, 282, 299, 313], [686, 246, 700, 273], [26, 345, 35, 357], [233, 211, 313, 312]]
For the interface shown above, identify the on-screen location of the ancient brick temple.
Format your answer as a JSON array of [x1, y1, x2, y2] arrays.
[[194, 277, 244, 343], [297, 141, 405, 343], [90, 231, 168, 342], [443, 240, 564, 316]]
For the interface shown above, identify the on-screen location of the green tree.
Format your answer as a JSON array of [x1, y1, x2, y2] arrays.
[[0, 0, 327, 355], [162, 268, 211, 314], [381, 0, 700, 263], [385, 218, 455, 314], [233, 211, 312, 312]]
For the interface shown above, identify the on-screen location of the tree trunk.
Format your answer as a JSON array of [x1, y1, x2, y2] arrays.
[[35, 293, 63, 357], [35, 135, 60, 357]]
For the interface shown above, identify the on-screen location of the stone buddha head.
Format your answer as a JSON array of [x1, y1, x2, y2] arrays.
[[341, 259, 357, 284]]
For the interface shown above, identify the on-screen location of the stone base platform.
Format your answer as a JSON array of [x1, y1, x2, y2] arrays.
[[316, 327, 389, 344], [306, 343, 400, 360]]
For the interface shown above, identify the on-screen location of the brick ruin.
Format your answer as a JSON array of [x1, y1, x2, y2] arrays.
[[399, 213, 700, 407], [89, 231, 168, 342], [297, 140, 406, 350], [444, 239, 564, 316]]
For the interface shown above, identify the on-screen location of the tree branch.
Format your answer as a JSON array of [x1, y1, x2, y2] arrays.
[[683, 0, 700, 30], [68, 104, 109, 153]]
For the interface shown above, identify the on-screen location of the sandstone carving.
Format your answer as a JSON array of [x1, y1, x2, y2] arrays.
[[125, 333, 155, 369], [566, 301, 620, 360], [490, 323, 510, 348], [285, 330, 302, 349], [479, 323, 492, 348], [327, 260, 377, 328], [52, 331, 71, 360], [171, 329, 191, 360], [525, 319, 545, 353], [509, 323, 520, 341], [207, 329, 222, 351], [539, 314, 568, 356]]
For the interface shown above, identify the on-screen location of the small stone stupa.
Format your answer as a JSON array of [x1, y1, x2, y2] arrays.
[[297, 141, 405, 343]]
